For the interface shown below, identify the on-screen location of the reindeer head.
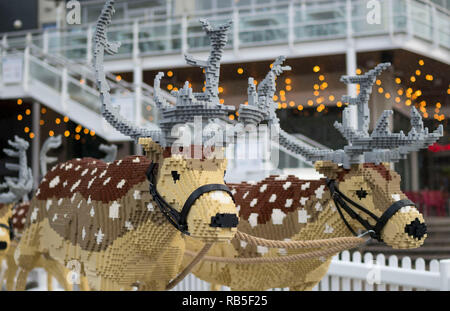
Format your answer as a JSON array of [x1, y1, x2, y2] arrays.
[[264, 62, 443, 249], [0, 136, 33, 255], [94, 1, 267, 242]]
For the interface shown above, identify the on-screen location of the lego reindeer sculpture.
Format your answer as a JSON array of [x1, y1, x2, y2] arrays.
[[0, 136, 68, 291], [181, 62, 443, 291], [14, 0, 268, 291]]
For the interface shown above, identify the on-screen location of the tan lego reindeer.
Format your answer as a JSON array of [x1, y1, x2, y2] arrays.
[[0, 135, 68, 291], [181, 62, 443, 291], [14, 0, 270, 291]]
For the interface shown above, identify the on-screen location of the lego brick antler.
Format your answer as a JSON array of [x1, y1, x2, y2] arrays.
[[0, 136, 33, 204], [99, 144, 118, 162], [95, 0, 239, 147], [40, 135, 62, 177], [267, 63, 443, 168], [94, 0, 162, 144], [237, 56, 291, 126]]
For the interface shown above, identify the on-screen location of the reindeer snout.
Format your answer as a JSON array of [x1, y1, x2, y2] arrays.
[[0, 241, 8, 250], [405, 218, 427, 240], [210, 213, 239, 228]]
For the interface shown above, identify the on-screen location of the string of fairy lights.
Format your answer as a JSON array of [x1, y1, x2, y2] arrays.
[[18, 58, 445, 137], [16, 99, 96, 142]]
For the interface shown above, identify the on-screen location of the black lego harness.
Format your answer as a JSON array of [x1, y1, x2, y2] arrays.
[[146, 163, 235, 235], [0, 218, 14, 240], [326, 179, 415, 241]]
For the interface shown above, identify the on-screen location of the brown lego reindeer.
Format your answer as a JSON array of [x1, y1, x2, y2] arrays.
[[180, 62, 443, 291], [14, 0, 269, 291]]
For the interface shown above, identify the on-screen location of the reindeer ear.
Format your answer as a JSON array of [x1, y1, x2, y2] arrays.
[[314, 161, 342, 179]]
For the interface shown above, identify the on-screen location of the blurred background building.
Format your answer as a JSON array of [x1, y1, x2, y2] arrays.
[[0, 0, 449, 261]]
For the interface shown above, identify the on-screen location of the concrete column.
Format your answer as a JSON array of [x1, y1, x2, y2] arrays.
[[345, 0, 357, 130], [133, 64, 143, 156], [410, 151, 419, 191], [32, 102, 41, 189]]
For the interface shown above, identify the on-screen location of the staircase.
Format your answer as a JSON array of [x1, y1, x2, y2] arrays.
[[0, 43, 175, 142], [357, 217, 450, 262]]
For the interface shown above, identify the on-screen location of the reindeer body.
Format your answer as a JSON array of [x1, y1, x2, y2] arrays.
[[16, 156, 182, 290], [183, 163, 427, 291]]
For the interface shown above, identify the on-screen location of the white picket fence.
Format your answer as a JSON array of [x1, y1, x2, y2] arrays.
[[13, 251, 450, 291], [171, 251, 450, 291]]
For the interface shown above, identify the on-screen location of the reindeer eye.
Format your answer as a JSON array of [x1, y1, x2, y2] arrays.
[[171, 171, 180, 183], [356, 188, 368, 200]]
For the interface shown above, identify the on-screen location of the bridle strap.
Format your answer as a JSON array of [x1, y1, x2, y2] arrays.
[[0, 221, 14, 240], [326, 179, 415, 241], [146, 163, 234, 235]]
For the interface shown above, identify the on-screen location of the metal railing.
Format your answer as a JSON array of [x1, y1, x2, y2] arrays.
[[0, 0, 448, 64]]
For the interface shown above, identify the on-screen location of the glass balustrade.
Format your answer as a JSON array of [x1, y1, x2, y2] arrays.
[[0, 0, 447, 61], [67, 77, 101, 113], [29, 56, 62, 93]]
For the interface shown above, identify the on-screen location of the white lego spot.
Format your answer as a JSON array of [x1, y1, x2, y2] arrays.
[[99, 170, 107, 178], [301, 182, 310, 190], [63, 180, 68, 188], [49, 176, 60, 188], [71, 193, 77, 203], [90, 207, 95, 217], [269, 194, 277, 203], [132, 157, 140, 163], [103, 177, 111, 186], [88, 176, 97, 189], [315, 185, 325, 199], [117, 179, 126, 189], [240, 240, 247, 248], [243, 191, 249, 199], [65, 163, 73, 171], [75, 165, 81, 171], [133, 190, 141, 200], [95, 229, 104, 244], [21, 218, 26, 224], [315, 202, 323, 211], [125, 221, 134, 231], [282, 181, 292, 190], [231, 188, 237, 195], [271, 209, 286, 225], [257, 246, 268, 255], [58, 198, 63, 206], [109, 201, 120, 219], [30, 208, 39, 222], [77, 200, 82, 209], [52, 213, 58, 222], [82, 227, 86, 240], [147, 202, 154, 212], [90, 168, 98, 175], [51, 166, 57, 172], [324, 223, 334, 234], [319, 256, 326, 262], [12, 218, 17, 224], [236, 205, 240, 213], [46, 200, 52, 211], [285, 199, 293, 208], [70, 180, 81, 192], [81, 169, 89, 176], [210, 191, 232, 204], [250, 198, 258, 207], [87, 195, 92, 205], [18, 208, 25, 216], [275, 175, 288, 181], [298, 209, 311, 223], [329, 202, 337, 212], [300, 197, 308, 206], [278, 248, 287, 255], [259, 184, 267, 193], [248, 213, 258, 228], [248, 181, 257, 185], [391, 194, 401, 202], [35, 188, 40, 197], [400, 206, 418, 213], [116, 160, 123, 166]]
